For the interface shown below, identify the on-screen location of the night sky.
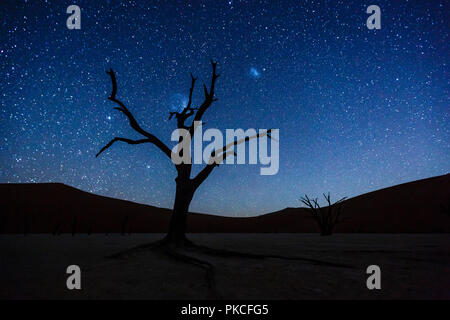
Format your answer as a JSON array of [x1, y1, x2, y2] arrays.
[[1, 1, 448, 216]]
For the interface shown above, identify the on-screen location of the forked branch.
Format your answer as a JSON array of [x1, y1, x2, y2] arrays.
[[97, 69, 173, 159], [192, 129, 275, 188], [168, 61, 220, 134], [190, 60, 220, 134], [169, 73, 198, 129]]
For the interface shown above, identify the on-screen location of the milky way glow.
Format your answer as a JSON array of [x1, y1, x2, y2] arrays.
[[169, 93, 188, 113], [250, 67, 261, 79]]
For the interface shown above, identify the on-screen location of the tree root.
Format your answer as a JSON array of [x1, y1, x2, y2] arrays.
[[192, 244, 353, 269], [107, 239, 220, 298], [107, 237, 353, 268], [106, 239, 166, 259], [164, 246, 221, 299], [105, 236, 353, 299], [108, 238, 352, 268]]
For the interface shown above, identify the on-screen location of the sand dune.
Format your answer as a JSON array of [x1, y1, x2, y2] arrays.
[[0, 174, 449, 234]]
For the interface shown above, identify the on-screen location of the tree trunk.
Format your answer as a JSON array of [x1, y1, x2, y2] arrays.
[[165, 179, 194, 247]]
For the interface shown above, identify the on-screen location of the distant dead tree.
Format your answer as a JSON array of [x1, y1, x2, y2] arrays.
[[300, 193, 347, 236], [96, 61, 272, 247]]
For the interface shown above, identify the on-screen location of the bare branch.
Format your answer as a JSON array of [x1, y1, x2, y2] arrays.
[[192, 162, 217, 188], [300, 195, 322, 225], [299, 193, 347, 236], [215, 129, 274, 160], [192, 129, 273, 189], [191, 60, 220, 132], [191, 150, 236, 188], [96, 137, 152, 157], [168, 73, 198, 129], [101, 69, 173, 159], [186, 73, 197, 111]]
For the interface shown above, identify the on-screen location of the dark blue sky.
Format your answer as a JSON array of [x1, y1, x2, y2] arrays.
[[1, 0, 448, 216]]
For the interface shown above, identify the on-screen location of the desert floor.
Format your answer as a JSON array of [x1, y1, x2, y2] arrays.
[[0, 233, 449, 299]]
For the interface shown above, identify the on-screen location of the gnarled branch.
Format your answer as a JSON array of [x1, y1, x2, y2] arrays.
[[168, 73, 198, 129], [192, 129, 274, 188], [96, 137, 152, 158], [98, 69, 172, 159], [190, 60, 220, 134]]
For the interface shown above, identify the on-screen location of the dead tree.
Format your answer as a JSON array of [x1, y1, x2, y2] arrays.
[[96, 61, 272, 247], [300, 193, 347, 236], [96, 62, 353, 295]]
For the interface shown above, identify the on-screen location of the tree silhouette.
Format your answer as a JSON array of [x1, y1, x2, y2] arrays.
[[96, 61, 272, 247], [300, 193, 347, 236], [95, 62, 351, 295]]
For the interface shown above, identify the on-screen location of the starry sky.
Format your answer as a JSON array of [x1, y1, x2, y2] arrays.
[[1, 0, 448, 216]]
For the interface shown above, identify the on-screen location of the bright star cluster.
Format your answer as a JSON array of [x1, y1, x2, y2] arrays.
[[1, 1, 448, 216]]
